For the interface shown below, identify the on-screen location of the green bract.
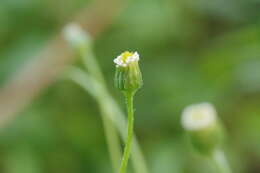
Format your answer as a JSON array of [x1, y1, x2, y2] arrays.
[[189, 122, 224, 155]]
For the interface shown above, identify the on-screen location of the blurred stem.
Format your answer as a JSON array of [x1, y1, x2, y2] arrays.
[[100, 110, 121, 171], [77, 45, 121, 171], [212, 149, 232, 173], [119, 92, 135, 173], [78, 46, 105, 83]]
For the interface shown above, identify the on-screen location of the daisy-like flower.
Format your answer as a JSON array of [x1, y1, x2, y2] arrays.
[[114, 51, 143, 93], [114, 51, 140, 68], [181, 103, 217, 131], [181, 103, 223, 155]]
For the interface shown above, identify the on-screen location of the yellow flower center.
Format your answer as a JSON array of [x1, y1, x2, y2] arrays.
[[192, 112, 206, 121], [121, 51, 134, 63]]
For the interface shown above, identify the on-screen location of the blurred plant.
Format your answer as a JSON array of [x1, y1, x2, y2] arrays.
[[181, 103, 232, 173], [63, 23, 148, 173], [114, 51, 143, 173], [63, 23, 121, 172]]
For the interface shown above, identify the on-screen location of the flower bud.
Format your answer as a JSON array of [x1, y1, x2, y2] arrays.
[[181, 103, 224, 155], [63, 23, 91, 49], [114, 51, 143, 93]]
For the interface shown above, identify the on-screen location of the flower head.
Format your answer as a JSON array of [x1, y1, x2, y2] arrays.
[[181, 103, 224, 155], [114, 51, 143, 93], [181, 103, 217, 131], [63, 23, 91, 48], [114, 51, 140, 68]]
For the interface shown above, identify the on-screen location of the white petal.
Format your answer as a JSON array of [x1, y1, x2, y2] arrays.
[[113, 51, 140, 67]]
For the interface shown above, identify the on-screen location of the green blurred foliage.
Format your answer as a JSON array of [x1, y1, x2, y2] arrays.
[[0, 0, 260, 172]]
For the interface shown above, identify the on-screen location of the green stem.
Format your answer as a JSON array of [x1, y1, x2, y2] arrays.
[[212, 149, 232, 173], [119, 92, 135, 173]]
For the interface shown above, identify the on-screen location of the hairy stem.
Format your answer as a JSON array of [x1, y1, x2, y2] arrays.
[[119, 92, 135, 173]]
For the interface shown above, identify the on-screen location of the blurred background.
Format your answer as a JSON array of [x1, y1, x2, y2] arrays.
[[0, 0, 260, 172]]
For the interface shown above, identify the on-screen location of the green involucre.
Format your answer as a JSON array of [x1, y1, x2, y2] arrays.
[[114, 62, 143, 93], [189, 123, 224, 155]]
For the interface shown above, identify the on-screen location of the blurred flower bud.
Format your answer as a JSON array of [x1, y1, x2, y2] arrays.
[[114, 51, 143, 94], [181, 103, 223, 155], [63, 23, 91, 49]]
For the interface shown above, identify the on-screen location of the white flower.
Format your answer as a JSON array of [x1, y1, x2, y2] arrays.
[[114, 51, 139, 67], [181, 103, 217, 131], [63, 23, 89, 46]]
